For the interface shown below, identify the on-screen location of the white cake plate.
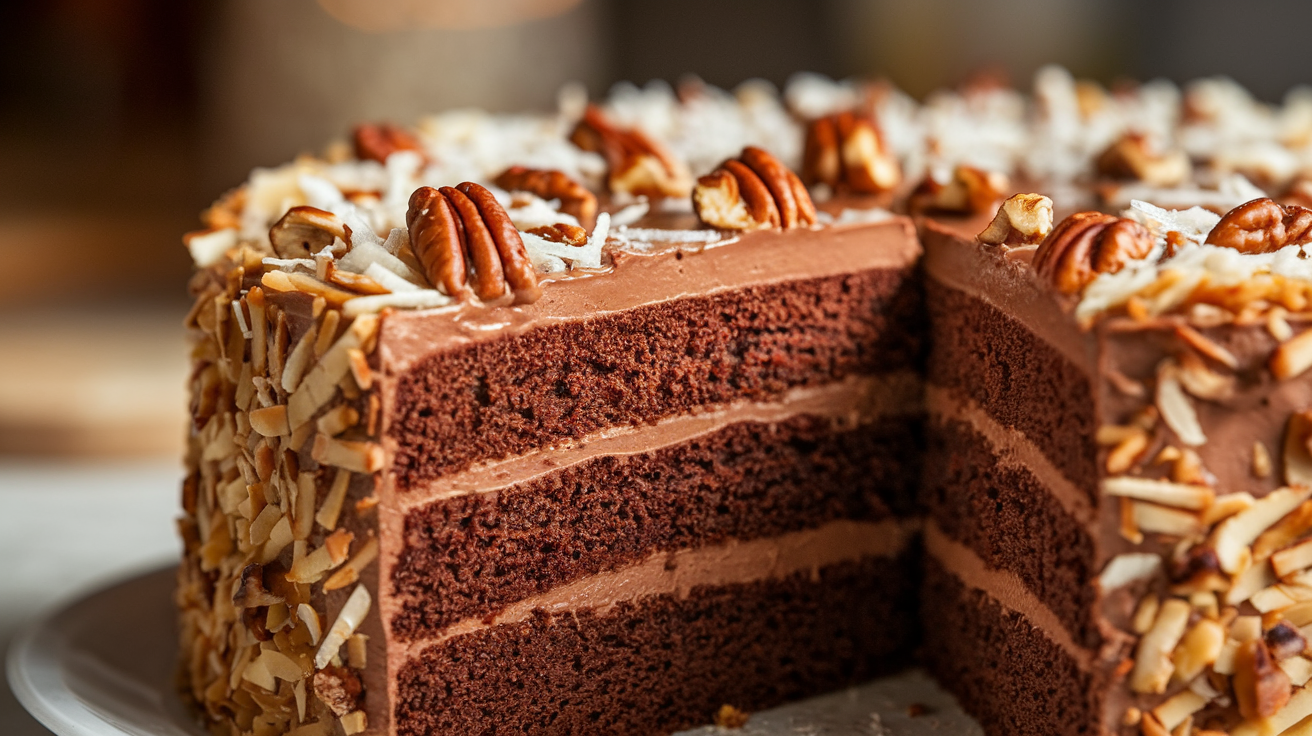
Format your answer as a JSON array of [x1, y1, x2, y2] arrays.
[[7, 566, 981, 736]]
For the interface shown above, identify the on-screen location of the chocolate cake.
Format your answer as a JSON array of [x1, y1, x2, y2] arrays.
[[178, 66, 1312, 736], [176, 99, 923, 736]]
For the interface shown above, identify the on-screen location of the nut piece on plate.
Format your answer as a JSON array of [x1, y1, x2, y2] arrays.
[[407, 183, 542, 304], [493, 165, 598, 228], [802, 111, 901, 194], [693, 146, 817, 231], [569, 104, 692, 198], [1096, 133, 1192, 187], [909, 165, 1010, 215], [269, 206, 347, 259], [1205, 198, 1312, 254], [353, 122, 426, 164], [1032, 211, 1154, 294], [977, 193, 1054, 247]]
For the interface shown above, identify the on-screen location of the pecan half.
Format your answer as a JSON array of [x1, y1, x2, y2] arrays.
[[1032, 211, 1153, 294], [802, 111, 901, 194], [493, 166, 598, 228], [1205, 198, 1312, 254], [407, 183, 542, 304], [269, 206, 346, 259], [353, 122, 425, 164], [909, 165, 1009, 215], [569, 105, 691, 198], [977, 193, 1054, 247], [693, 146, 816, 231], [1096, 133, 1191, 187]]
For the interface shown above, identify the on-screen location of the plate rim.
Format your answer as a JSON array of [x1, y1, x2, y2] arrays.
[[6, 562, 183, 736]]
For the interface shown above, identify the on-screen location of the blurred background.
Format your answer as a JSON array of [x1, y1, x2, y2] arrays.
[[1, 0, 1310, 731]]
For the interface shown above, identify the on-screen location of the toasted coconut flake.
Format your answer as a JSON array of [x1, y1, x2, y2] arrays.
[[1107, 431, 1151, 473], [281, 324, 319, 393], [346, 348, 372, 390], [1253, 501, 1312, 560], [1229, 562, 1280, 606], [249, 406, 290, 437], [347, 634, 368, 669], [287, 315, 377, 430], [1177, 325, 1239, 369], [185, 228, 238, 267], [1100, 553, 1163, 590], [1286, 412, 1312, 488], [1251, 584, 1299, 613], [1280, 657, 1312, 687], [286, 529, 353, 584], [312, 434, 384, 474], [248, 503, 282, 546], [314, 584, 372, 669], [1270, 308, 1295, 342], [1134, 502, 1205, 538], [256, 648, 304, 682], [240, 654, 276, 692], [1256, 442, 1275, 479], [316, 404, 359, 438], [1173, 618, 1226, 683], [1134, 594, 1161, 635], [261, 270, 358, 308], [1213, 488, 1312, 574], [1103, 477, 1215, 510], [315, 470, 351, 531], [297, 603, 322, 645], [1131, 598, 1192, 693], [323, 536, 379, 592], [260, 515, 293, 563], [293, 472, 315, 541], [1274, 539, 1312, 579], [1203, 492, 1257, 525], [285, 719, 334, 736], [1177, 351, 1236, 402], [1272, 329, 1312, 380], [341, 711, 367, 736], [1140, 712, 1170, 736], [1157, 366, 1207, 447], [1153, 689, 1209, 731]]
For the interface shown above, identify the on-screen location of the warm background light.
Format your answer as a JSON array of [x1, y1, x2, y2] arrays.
[[317, 0, 585, 31]]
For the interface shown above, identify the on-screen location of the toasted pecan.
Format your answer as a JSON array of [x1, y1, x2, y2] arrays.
[[353, 122, 425, 164], [569, 105, 692, 198], [1206, 198, 1312, 254], [493, 166, 598, 228], [693, 147, 815, 231], [802, 111, 900, 194], [1032, 211, 1153, 294]]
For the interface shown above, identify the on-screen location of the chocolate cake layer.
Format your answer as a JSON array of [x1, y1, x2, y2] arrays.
[[394, 554, 917, 736], [923, 414, 1100, 650], [389, 412, 921, 637], [389, 267, 923, 484], [922, 555, 1101, 736], [925, 276, 1097, 504]]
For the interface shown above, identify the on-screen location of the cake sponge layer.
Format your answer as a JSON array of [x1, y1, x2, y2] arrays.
[[389, 268, 923, 484], [389, 413, 921, 637], [394, 554, 917, 736]]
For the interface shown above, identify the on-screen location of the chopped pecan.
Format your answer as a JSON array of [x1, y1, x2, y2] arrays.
[[352, 122, 425, 164], [313, 664, 362, 717], [802, 111, 901, 194], [1096, 133, 1191, 187], [407, 183, 541, 304], [1032, 211, 1153, 294], [1264, 621, 1308, 660], [526, 223, 588, 245], [494, 166, 598, 228], [693, 146, 816, 231], [1233, 639, 1292, 720], [569, 105, 691, 198], [269, 206, 346, 259], [232, 563, 283, 608], [1205, 198, 1312, 254], [909, 165, 1010, 215], [977, 193, 1054, 247]]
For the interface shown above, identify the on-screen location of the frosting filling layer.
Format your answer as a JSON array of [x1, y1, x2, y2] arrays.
[[393, 371, 922, 507], [392, 517, 917, 661], [924, 519, 1092, 670]]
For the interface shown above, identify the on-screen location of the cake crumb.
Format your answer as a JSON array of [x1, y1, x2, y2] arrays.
[[906, 702, 931, 717], [714, 704, 750, 729]]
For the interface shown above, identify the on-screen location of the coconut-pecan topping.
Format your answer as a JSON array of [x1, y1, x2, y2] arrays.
[[693, 146, 816, 231], [1205, 198, 1312, 254], [1096, 133, 1191, 187], [1033, 211, 1154, 294], [352, 122, 425, 164], [977, 193, 1054, 247], [802, 111, 901, 194], [909, 165, 1010, 215], [269, 206, 346, 259], [493, 165, 598, 229], [407, 183, 542, 304], [569, 105, 692, 198]]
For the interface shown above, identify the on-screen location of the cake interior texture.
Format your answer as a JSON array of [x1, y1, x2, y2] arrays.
[[178, 67, 1312, 736]]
